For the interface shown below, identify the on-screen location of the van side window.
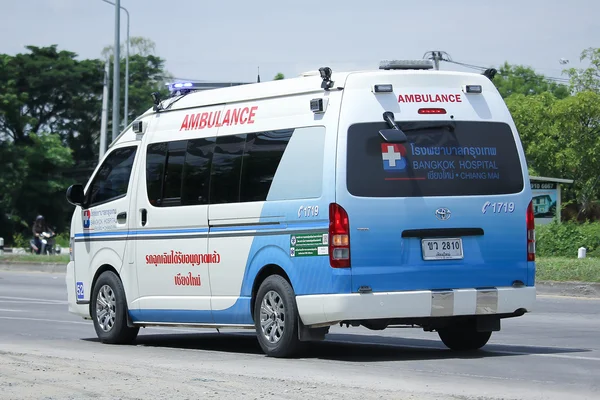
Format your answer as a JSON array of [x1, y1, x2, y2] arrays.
[[240, 130, 293, 202], [146, 140, 187, 207], [182, 138, 215, 206], [144, 128, 299, 206], [209, 134, 246, 204], [146, 143, 167, 206], [161, 140, 187, 207], [87, 146, 137, 207]]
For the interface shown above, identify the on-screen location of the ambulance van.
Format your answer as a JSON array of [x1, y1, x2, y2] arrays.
[[66, 60, 536, 358]]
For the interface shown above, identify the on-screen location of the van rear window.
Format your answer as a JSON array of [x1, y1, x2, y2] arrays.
[[346, 121, 524, 197]]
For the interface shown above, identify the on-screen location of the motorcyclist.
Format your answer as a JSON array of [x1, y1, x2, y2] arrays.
[[32, 215, 54, 254]]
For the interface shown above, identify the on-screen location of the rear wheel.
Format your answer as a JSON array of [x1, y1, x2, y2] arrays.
[[91, 271, 139, 344], [254, 275, 302, 358], [438, 327, 492, 351]]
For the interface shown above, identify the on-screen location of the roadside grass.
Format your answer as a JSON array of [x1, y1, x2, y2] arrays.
[[536, 257, 600, 283], [0, 254, 70, 264]]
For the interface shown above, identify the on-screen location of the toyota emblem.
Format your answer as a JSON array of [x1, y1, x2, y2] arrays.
[[435, 207, 451, 221]]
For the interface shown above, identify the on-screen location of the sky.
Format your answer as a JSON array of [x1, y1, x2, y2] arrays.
[[1, 0, 598, 83]]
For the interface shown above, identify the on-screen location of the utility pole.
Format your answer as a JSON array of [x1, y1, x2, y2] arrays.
[[101, 0, 130, 129], [123, 7, 129, 128], [112, 0, 121, 142], [99, 58, 110, 161]]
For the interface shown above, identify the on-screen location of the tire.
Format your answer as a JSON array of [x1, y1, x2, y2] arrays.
[[253, 275, 302, 358], [438, 327, 492, 351], [90, 271, 139, 344]]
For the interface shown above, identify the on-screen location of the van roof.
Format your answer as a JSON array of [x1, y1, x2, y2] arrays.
[[154, 68, 491, 114], [110, 67, 492, 148]]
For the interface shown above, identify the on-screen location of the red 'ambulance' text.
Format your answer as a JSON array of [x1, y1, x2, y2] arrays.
[[398, 94, 462, 103], [180, 106, 258, 131]]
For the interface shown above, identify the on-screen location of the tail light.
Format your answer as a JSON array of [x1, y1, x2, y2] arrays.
[[329, 203, 350, 268], [418, 108, 447, 114], [526, 200, 535, 261]]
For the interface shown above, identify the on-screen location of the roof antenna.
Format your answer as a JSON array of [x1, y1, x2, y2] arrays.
[[257, 66, 261, 83]]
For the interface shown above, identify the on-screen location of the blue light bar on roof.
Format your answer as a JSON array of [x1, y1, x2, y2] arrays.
[[173, 82, 193, 88], [167, 81, 201, 93]]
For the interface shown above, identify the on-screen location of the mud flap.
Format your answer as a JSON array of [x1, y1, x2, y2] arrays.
[[297, 317, 329, 342]]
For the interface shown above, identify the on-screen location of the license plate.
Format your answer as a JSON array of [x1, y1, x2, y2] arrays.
[[421, 238, 463, 260]]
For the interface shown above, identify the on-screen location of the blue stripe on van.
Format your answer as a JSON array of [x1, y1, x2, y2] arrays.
[[74, 228, 209, 238], [74, 222, 328, 239], [75, 231, 129, 238], [129, 228, 209, 235]]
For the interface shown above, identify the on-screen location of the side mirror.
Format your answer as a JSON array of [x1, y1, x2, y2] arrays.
[[66, 184, 85, 206]]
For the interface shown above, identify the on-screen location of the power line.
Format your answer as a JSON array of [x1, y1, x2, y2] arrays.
[[428, 52, 571, 84]]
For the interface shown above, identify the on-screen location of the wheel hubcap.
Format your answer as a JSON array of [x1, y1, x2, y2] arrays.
[[95, 285, 116, 332], [259, 290, 285, 344]]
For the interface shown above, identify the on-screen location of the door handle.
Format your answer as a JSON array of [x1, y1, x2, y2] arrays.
[[117, 212, 127, 223], [141, 209, 148, 226]]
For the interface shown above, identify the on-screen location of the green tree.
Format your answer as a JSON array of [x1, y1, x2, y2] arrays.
[[493, 62, 569, 99], [0, 133, 74, 241], [0, 45, 104, 145], [0, 41, 174, 243], [507, 91, 600, 219], [274, 73, 285, 80], [564, 47, 600, 93]]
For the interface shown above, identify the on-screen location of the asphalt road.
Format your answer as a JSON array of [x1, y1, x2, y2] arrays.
[[0, 270, 598, 400]]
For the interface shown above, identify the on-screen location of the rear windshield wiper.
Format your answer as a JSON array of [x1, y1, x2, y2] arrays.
[[379, 111, 407, 143]]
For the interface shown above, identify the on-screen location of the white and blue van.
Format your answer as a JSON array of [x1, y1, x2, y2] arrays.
[[66, 60, 536, 357]]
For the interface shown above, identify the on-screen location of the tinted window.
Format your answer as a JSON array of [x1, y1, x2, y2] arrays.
[[240, 130, 293, 202], [347, 121, 524, 197], [161, 141, 187, 206], [209, 135, 245, 204], [146, 143, 167, 206], [182, 138, 215, 206], [87, 146, 137, 207]]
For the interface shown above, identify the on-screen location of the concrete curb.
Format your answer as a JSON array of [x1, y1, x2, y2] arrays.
[[0, 263, 598, 298], [0, 263, 67, 274], [536, 280, 600, 298]]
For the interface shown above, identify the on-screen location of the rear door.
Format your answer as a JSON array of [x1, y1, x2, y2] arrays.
[[336, 73, 530, 293]]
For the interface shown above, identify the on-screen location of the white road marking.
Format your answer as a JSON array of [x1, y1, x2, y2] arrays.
[[0, 300, 66, 305], [0, 309, 22, 312], [490, 350, 600, 361], [537, 294, 600, 301], [0, 316, 90, 325], [0, 296, 66, 304]]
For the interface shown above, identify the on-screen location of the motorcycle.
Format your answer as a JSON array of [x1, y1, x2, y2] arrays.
[[30, 230, 57, 255]]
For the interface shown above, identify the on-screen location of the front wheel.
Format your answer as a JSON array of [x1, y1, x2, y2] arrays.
[[91, 271, 139, 344], [253, 275, 302, 358], [438, 327, 492, 351]]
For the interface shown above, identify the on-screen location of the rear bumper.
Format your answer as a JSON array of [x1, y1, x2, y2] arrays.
[[296, 286, 536, 326]]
